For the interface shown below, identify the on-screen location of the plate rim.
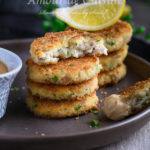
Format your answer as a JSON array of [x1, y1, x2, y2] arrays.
[[0, 39, 150, 141]]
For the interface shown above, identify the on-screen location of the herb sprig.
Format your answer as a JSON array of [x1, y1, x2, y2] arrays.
[[89, 118, 100, 128], [11, 87, 20, 92]]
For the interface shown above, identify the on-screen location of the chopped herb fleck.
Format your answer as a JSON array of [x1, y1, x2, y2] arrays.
[[11, 87, 20, 92], [121, 13, 133, 21], [58, 48, 62, 52], [92, 110, 99, 115], [89, 118, 100, 128], [53, 94, 56, 98], [106, 40, 116, 46], [32, 104, 38, 109], [51, 76, 58, 82], [67, 51, 70, 56], [141, 100, 147, 105], [68, 64, 74, 67], [97, 39, 101, 42], [75, 42, 78, 46], [133, 26, 146, 35], [146, 33, 150, 41], [83, 33, 91, 36], [43, 65, 49, 68], [75, 104, 81, 111], [64, 108, 67, 111]]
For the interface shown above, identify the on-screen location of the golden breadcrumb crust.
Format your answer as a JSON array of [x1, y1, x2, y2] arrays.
[[26, 92, 99, 118], [98, 63, 127, 87], [26, 75, 98, 100], [100, 44, 128, 71], [31, 30, 103, 52], [66, 20, 132, 52], [120, 78, 150, 99], [26, 56, 101, 85]]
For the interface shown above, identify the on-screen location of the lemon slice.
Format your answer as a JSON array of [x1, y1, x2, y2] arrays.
[[55, 0, 125, 31]]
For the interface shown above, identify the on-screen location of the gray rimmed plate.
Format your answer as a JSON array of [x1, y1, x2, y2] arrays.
[[0, 38, 150, 150]]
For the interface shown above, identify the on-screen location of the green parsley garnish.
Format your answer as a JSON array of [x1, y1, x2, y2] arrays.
[[146, 33, 150, 41], [75, 42, 78, 46], [89, 118, 100, 128], [67, 51, 70, 56], [51, 76, 58, 82], [97, 39, 101, 42], [53, 94, 56, 98], [68, 64, 74, 67], [83, 33, 91, 36], [92, 110, 99, 115], [11, 87, 20, 92], [121, 13, 133, 21], [106, 40, 116, 46], [64, 108, 67, 111], [75, 104, 81, 111], [141, 100, 147, 105], [43, 65, 49, 68], [58, 48, 62, 52], [32, 104, 38, 109], [133, 26, 146, 35]]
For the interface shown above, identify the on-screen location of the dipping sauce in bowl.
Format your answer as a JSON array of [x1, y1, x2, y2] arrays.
[[0, 61, 8, 74]]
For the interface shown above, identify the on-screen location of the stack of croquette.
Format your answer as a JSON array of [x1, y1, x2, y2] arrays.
[[66, 20, 133, 87], [26, 30, 108, 118]]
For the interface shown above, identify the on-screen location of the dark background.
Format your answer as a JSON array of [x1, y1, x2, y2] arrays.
[[0, 0, 150, 41]]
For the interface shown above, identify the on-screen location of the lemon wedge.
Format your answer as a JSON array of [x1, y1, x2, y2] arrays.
[[55, 0, 125, 31]]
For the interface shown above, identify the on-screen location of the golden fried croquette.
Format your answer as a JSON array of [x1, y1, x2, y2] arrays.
[[100, 45, 128, 71], [66, 20, 132, 53], [26, 92, 99, 118], [26, 76, 98, 100], [30, 30, 107, 64], [26, 56, 101, 85], [103, 78, 150, 120], [98, 63, 127, 87]]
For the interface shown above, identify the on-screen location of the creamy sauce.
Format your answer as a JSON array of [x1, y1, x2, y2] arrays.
[[0, 61, 8, 74], [102, 94, 131, 120]]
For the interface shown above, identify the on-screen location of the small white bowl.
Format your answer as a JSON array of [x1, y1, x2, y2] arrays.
[[0, 48, 22, 118]]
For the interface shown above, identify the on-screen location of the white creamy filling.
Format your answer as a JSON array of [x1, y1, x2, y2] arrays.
[[34, 40, 108, 63], [130, 91, 150, 109]]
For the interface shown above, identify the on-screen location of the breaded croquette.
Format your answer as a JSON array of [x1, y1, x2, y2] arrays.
[[98, 63, 127, 87], [26, 76, 98, 100], [103, 78, 150, 120], [26, 92, 99, 118], [66, 20, 132, 53], [26, 56, 101, 85], [100, 45, 128, 71], [30, 30, 107, 64]]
